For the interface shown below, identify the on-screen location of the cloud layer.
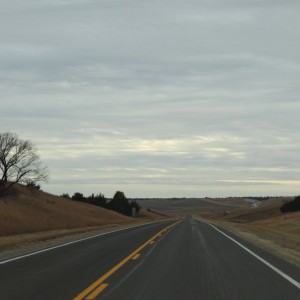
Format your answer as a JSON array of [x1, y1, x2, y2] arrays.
[[1, 0, 300, 197]]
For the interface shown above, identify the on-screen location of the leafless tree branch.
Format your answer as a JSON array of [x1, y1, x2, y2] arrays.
[[0, 132, 49, 195]]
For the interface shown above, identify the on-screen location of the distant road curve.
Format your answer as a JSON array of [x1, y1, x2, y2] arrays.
[[0, 216, 299, 300]]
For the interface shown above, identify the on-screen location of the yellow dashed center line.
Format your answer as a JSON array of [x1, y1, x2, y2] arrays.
[[73, 220, 180, 300], [132, 254, 141, 260], [85, 284, 109, 300]]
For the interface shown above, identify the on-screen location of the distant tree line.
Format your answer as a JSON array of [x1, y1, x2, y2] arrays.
[[61, 190, 141, 217], [281, 196, 300, 213], [246, 196, 271, 201]]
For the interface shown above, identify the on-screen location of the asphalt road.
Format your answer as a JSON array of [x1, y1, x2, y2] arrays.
[[0, 216, 299, 300]]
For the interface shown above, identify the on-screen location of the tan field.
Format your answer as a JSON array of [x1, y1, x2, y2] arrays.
[[0, 185, 167, 253], [0, 184, 134, 236]]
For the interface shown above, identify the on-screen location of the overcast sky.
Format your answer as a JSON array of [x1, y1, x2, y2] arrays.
[[1, 0, 300, 198]]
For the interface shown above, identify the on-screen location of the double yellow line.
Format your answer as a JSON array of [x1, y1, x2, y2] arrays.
[[73, 221, 179, 300]]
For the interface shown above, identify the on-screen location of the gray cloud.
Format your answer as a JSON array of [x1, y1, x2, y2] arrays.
[[1, 0, 300, 197]]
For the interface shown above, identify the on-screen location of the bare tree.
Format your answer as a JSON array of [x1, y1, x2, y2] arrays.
[[0, 132, 49, 195]]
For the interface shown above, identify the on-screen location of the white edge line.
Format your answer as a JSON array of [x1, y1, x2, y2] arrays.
[[197, 218, 300, 290], [0, 221, 168, 265]]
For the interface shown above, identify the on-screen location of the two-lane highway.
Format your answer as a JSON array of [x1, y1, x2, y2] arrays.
[[1, 216, 299, 299], [0, 220, 175, 299]]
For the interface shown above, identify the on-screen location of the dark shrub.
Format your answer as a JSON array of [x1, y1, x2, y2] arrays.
[[26, 180, 41, 190], [281, 196, 300, 213], [72, 192, 85, 201], [109, 191, 131, 216]]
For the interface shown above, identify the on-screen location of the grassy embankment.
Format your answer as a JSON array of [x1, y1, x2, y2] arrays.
[[0, 184, 167, 250], [197, 197, 300, 267]]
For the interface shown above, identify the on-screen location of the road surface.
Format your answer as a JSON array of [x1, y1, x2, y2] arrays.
[[0, 216, 299, 299]]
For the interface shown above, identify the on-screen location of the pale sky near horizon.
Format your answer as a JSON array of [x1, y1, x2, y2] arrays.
[[1, 0, 300, 198]]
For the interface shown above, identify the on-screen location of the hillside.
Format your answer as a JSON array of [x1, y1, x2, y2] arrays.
[[0, 184, 134, 237], [196, 197, 300, 267]]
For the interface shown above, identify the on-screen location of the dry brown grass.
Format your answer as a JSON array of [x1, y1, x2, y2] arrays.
[[0, 186, 172, 259], [200, 197, 250, 207], [140, 208, 172, 218], [0, 184, 133, 237], [223, 197, 290, 222], [195, 198, 300, 267]]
